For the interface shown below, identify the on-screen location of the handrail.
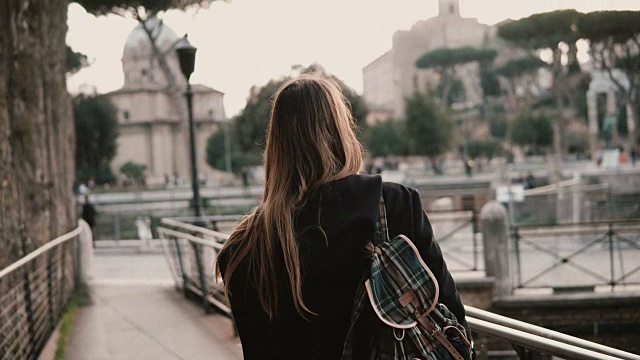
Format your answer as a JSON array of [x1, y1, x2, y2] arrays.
[[465, 306, 640, 360], [165, 215, 244, 223], [515, 219, 640, 231], [156, 218, 640, 358], [156, 227, 223, 250], [0, 224, 83, 360], [0, 225, 82, 279], [160, 218, 229, 241], [467, 317, 623, 360]]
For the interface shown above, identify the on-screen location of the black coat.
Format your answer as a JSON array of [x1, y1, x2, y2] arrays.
[[219, 174, 469, 360]]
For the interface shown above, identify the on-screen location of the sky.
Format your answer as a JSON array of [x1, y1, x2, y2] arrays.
[[66, 0, 640, 117]]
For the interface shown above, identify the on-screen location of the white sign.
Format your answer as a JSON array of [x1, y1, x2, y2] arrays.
[[601, 148, 620, 169], [496, 184, 525, 203]]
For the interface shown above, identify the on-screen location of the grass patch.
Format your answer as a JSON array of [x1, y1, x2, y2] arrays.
[[54, 283, 91, 360]]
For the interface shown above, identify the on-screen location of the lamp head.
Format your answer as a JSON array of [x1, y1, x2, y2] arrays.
[[175, 35, 197, 80]]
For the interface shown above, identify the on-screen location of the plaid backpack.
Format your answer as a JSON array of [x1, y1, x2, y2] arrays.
[[341, 196, 472, 360]]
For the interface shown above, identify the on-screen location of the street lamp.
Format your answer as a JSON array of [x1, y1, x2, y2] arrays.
[[176, 35, 202, 218]]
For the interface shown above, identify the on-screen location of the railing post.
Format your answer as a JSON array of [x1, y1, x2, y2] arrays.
[[608, 222, 615, 290], [60, 241, 68, 306], [480, 201, 512, 298], [78, 219, 95, 283], [193, 243, 210, 313], [514, 227, 522, 289], [23, 265, 37, 357], [114, 213, 121, 241], [47, 249, 55, 332], [173, 238, 189, 295], [472, 210, 478, 271], [74, 233, 82, 289]]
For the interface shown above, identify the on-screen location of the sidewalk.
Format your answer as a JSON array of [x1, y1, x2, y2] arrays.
[[64, 248, 242, 360]]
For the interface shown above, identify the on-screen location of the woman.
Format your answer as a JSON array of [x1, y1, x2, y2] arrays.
[[217, 74, 470, 359]]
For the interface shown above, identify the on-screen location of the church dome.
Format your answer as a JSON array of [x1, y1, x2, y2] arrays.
[[122, 17, 184, 89], [124, 17, 179, 60]]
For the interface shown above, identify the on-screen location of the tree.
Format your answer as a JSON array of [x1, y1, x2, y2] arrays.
[[119, 161, 147, 184], [74, 94, 119, 185], [364, 119, 409, 158], [1, 1, 77, 268], [578, 11, 640, 147], [67, 45, 89, 74], [509, 111, 553, 154], [416, 47, 497, 108], [404, 92, 454, 159], [498, 9, 584, 179], [234, 64, 369, 162], [235, 80, 283, 155], [466, 139, 502, 159], [206, 122, 262, 174], [495, 56, 547, 109], [435, 74, 466, 107]]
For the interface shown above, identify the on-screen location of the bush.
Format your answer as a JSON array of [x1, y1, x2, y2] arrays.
[[119, 161, 147, 185], [466, 139, 503, 159], [509, 111, 553, 153]]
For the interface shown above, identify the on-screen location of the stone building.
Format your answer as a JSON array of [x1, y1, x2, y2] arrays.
[[362, 0, 514, 122], [107, 18, 226, 185]]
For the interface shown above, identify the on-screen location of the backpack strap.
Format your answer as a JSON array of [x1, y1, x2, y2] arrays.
[[342, 190, 388, 360], [375, 192, 389, 245]]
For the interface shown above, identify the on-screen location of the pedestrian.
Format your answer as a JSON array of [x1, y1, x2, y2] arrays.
[[465, 158, 473, 177], [240, 167, 250, 192], [524, 173, 535, 190], [216, 75, 472, 360], [81, 195, 97, 247], [631, 148, 637, 166]]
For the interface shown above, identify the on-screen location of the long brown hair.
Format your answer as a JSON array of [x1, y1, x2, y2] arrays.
[[217, 74, 363, 318]]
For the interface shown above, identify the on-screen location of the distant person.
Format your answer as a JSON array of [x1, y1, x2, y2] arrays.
[[81, 195, 97, 247], [465, 158, 474, 177], [88, 176, 95, 191], [216, 75, 471, 360], [240, 167, 250, 192], [524, 173, 535, 190], [619, 146, 628, 164], [78, 182, 88, 194], [631, 148, 637, 166]]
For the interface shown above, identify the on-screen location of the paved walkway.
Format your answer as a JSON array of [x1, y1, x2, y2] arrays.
[[64, 247, 243, 360]]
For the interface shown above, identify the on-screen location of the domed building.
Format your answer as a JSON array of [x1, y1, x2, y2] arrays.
[[107, 18, 226, 185]]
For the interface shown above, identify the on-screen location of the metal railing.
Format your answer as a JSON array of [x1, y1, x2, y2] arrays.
[[157, 217, 232, 315], [0, 225, 82, 360], [465, 306, 640, 360], [429, 210, 483, 272], [156, 218, 640, 359], [512, 220, 640, 291]]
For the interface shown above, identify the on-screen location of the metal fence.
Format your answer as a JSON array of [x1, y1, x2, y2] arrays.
[[157, 217, 233, 316], [155, 218, 640, 359], [512, 220, 640, 292], [429, 210, 483, 272], [0, 226, 82, 360]]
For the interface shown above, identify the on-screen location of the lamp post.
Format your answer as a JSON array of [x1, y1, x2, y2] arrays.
[[176, 35, 202, 218]]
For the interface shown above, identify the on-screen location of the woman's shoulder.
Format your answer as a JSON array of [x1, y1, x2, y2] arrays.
[[381, 180, 420, 203]]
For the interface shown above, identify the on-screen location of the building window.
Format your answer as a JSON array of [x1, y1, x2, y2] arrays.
[[123, 110, 130, 121]]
